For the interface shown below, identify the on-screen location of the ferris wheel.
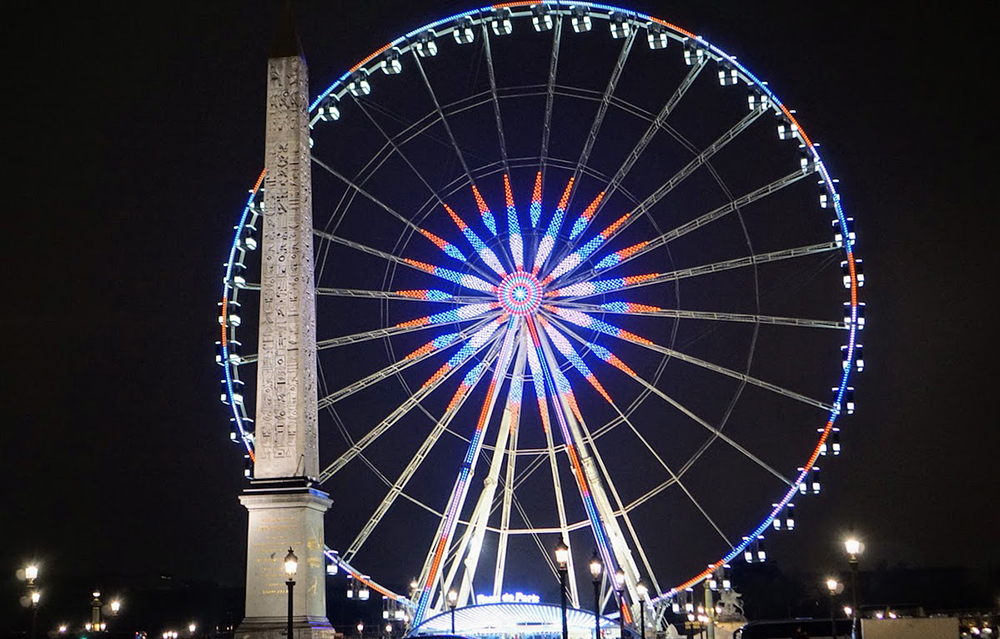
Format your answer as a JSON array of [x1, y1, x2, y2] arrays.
[[218, 1, 864, 631]]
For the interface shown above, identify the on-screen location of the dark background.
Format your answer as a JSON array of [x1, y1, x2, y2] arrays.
[[3, 0, 996, 633]]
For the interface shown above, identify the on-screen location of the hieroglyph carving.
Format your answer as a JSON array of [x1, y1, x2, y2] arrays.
[[255, 54, 319, 479]]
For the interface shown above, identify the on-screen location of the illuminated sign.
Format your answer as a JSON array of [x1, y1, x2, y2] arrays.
[[476, 592, 541, 605]]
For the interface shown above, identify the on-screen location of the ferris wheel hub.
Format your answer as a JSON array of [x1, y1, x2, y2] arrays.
[[498, 270, 543, 316]]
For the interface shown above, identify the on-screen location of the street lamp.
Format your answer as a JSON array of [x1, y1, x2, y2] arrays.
[[23, 564, 40, 639], [555, 538, 570, 639], [615, 567, 626, 639], [590, 552, 603, 639], [826, 578, 844, 639], [448, 589, 458, 634], [357, 622, 364, 639], [636, 583, 648, 639], [844, 537, 864, 638], [285, 547, 298, 639]]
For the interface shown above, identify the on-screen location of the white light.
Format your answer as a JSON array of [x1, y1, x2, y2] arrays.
[[826, 578, 839, 593], [25, 565, 39, 582], [189, 623, 197, 633], [31, 591, 41, 604], [844, 606, 853, 616], [284, 548, 298, 577], [59, 626, 68, 634], [111, 600, 121, 613]]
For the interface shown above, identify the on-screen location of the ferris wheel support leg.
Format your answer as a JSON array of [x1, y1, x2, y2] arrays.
[[412, 322, 520, 625], [454, 338, 528, 607]]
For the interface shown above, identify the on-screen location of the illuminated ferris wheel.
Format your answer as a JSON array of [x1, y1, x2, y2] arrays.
[[218, 1, 864, 632]]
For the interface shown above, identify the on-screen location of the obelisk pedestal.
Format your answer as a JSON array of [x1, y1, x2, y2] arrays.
[[237, 9, 332, 639]]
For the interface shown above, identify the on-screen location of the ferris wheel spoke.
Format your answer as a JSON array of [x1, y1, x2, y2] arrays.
[[571, 168, 817, 284], [532, 178, 575, 275], [313, 307, 501, 354], [541, 28, 636, 276], [317, 315, 499, 409], [482, 24, 510, 173], [342, 333, 507, 563], [563, 57, 709, 245], [543, 210, 629, 284], [564, 29, 636, 212], [503, 175, 524, 270], [555, 300, 846, 331], [316, 318, 508, 485], [553, 105, 772, 284], [548, 316, 795, 488], [313, 227, 498, 293], [539, 15, 562, 182], [548, 241, 841, 301], [348, 97, 446, 203], [313, 224, 497, 289], [313, 287, 487, 305], [542, 306, 834, 412], [547, 320, 735, 552], [411, 50, 481, 200], [443, 203, 507, 277]]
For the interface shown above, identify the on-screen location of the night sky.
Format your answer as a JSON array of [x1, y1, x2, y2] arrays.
[[4, 0, 996, 619]]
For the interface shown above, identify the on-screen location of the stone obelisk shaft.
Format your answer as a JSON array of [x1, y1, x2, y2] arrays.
[[255, 50, 319, 480]]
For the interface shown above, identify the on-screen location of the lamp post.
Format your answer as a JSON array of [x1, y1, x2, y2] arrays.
[[448, 589, 458, 635], [91, 590, 102, 634], [590, 553, 603, 639], [24, 564, 39, 639], [636, 584, 647, 639], [284, 547, 298, 639], [826, 578, 843, 639], [844, 537, 863, 638], [615, 568, 626, 639], [29, 590, 41, 639], [555, 538, 570, 639], [357, 622, 364, 639]]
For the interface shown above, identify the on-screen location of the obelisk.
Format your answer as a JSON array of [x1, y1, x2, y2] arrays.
[[237, 6, 332, 639]]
